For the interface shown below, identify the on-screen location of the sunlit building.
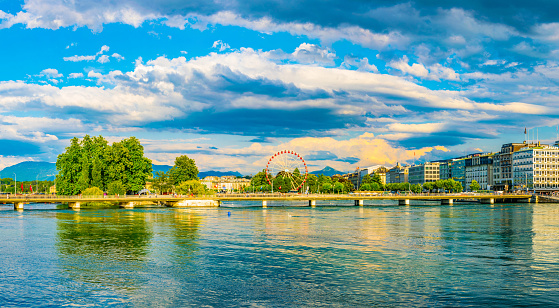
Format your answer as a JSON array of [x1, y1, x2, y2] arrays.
[[513, 144, 559, 192], [409, 162, 439, 185], [465, 153, 494, 191]]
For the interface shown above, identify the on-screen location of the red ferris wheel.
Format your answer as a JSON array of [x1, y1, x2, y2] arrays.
[[265, 150, 308, 191]]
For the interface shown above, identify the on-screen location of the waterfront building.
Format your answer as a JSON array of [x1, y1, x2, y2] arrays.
[[493, 142, 538, 191], [409, 162, 439, 185], [202, 176, 250, 192], [513, 144, 559, 192], [449, 159, 466, 189], [439, 162, 451, 180], [465, 153, 494, 191], [387, 163, 409, 184]]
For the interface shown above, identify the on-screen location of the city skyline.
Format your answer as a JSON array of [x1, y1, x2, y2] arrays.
[[1, 1, 559, 174]]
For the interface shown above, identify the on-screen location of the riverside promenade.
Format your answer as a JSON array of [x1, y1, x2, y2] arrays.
[[0, 192, 535, 210]]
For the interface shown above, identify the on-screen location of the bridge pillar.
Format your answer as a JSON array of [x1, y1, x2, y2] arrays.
[[399, 199, 410, 206], [68, 202, 81, 210], [480, 198, 495, 204], [13, 202, 24, 210], [354, 199, 364, 206], [262, 200, 267, 208], [441, 199, 453, 205], [532, 195, 539, 203], [309, 200, 316, 207], [120, 202, 135, 209]]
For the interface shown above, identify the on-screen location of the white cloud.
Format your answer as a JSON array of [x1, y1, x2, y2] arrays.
[[39, 68, 63, 78], [212, 40, 230, 52], [389, 56, 459, 81], [87, 71, 103, 78], [291, 43, 336, 65], [167, 11, 407, 50], [68, 73, 83, 79], [111, 53, 125, 60], [97, 45, 110, 55], [63, 55, 96, 62], [0, 1, 158, 31], [97, 55, 110, 63]]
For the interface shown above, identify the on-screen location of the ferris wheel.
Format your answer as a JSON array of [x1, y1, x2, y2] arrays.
[[266, 150, 308, 191]]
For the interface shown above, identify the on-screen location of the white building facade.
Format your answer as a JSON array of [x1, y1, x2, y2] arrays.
[[513, 145, 559, 192]]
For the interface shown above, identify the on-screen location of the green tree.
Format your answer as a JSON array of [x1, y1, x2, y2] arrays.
[[443, 179, 455, 192], [370, 182, 381, 191], [333, 181, 344, 193], [360, 183, 371, 191], [321, 182, 333, 193], [423, 182, 434, 192], [107, 181, 126, 195], [55, 137, 83, 195], [304, 174, 318, 193], [250, 169, 269, 187], [82, 186, 104, 196], [152, 171, 173, 194], [453, 182, 463, 193], [410, 183, 422, 193], [120, 137, 153, 193], [176, 179, 209, 195], [169, 155, 199, 185], [469, 180, 480, 192], [361, 174, 373, 184], [56, 135, 152, 195]]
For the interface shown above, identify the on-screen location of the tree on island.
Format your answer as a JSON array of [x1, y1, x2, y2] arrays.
[[55, 135, 152, 195]]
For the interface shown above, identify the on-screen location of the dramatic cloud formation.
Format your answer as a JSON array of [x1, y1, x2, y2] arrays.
[[0, 0, 559, 173]]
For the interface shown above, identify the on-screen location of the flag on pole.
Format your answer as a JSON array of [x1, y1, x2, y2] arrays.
[[21, 183, 23, 191], [30, 185, 33, 192]]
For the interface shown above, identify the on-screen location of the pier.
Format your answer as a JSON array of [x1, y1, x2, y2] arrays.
[[0, 193, 535, 210]]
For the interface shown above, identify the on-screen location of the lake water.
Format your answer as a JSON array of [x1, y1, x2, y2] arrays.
[[1, 201, 558, 307]]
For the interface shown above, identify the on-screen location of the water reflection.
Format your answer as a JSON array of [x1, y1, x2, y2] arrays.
[[56, 210, 152, 291]]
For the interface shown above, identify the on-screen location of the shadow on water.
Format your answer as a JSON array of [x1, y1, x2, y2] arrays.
[[55, 210, 152, 292]]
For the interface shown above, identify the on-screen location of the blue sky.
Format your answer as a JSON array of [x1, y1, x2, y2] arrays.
[[1, 0, 559, 174]]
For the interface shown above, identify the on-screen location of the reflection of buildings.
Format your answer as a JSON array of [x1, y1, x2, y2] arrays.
[[201, 176, 250, 192]]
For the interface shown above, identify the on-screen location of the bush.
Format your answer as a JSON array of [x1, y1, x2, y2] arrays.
[[82, 186, 103, 196], [176, 179, 209, 195]]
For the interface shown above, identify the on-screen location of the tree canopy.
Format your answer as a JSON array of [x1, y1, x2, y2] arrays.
[[169, 155, 199, 184], [55, 135, 152, 195]]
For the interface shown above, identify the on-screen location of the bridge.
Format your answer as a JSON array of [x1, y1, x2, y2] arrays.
[[0, 193, 535, 210]]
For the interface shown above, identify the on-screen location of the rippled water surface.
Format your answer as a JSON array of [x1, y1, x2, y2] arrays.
[[1, 202, 558, 307]]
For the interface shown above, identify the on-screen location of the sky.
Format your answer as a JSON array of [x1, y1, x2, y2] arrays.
[[1, 0, 559, 174]]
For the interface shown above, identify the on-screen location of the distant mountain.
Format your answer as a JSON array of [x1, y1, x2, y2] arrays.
[[310, 166, 343, 177], [199, 170, 244, 178], [153, 165, 243, 178], [152, 164, 172, 175], [0, 162, 57, 181], [0, 161, 244, 181]]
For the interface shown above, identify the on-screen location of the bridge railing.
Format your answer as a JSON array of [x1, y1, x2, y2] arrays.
[[0, 191, 529, 200]]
